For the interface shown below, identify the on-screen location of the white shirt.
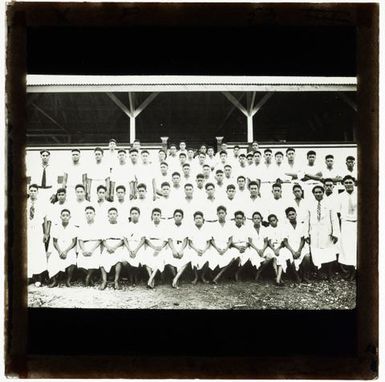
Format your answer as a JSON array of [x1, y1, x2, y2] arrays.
[[111, 162, 134, 187], [64, 162, 86, 190], [188, 224, 212, 250], [266, 225, 286, 250], [51, 222, 78, 248], [211, 221, 232, 249], [68, 199, 91, 227], [337, 189, 357, 221], [231, 224, 249, 245], [112, 200, 131, 225], [282, 222, 306, 250], [124, 221, 145, 243], [248, 225, 268, 249], [136, 164, 154, 188], [28, 163, 59, 188], [48, 200, 71, 225], [87, 161, 110, 181], [146, 221, 167, 247]]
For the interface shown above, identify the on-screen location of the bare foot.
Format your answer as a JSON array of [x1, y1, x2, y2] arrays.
[[172, 280, 179, 289], [114, 281, 121, 290], [191, 278, 198, 285], [202, 278, 210, 284], [65, 279, 72, 287], [212, 278, 218, 285], [48, 280, 58, 288], [99, 281, 107, 290]]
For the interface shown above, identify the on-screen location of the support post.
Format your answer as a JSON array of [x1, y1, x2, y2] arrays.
[[160, 136, 169, 151], [247, 115, 253, 143], [130, 115, 136, 143]]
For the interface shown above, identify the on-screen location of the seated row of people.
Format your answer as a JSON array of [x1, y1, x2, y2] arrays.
[[27, 176, 357, 289]]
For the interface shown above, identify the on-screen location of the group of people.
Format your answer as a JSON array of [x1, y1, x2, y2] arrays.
[[27, 139, 358, 290]]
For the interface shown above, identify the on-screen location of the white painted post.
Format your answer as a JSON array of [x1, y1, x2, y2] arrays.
[[130, 115, 136, 143], [247, 115, 253, 143]]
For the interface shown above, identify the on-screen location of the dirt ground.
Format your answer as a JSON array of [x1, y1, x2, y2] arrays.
[[28, 270, 356, 310]]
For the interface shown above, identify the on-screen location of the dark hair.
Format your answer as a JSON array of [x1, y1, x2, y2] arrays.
[[173, 209, 184, 217], [234, 210, 245, 218], [137, 183, 147, 190], [252, 211, 263, 220], [323, 178, 334, 184], [56, 187, 66, 195], [286, 147, 295, 153], [307, 150, 316, 157], [40, 149, 50, 155], [272, 183, 282, 189], [96, 185, 107, 192], [161, 182, 170, 188], [60, 208, 71, 215], [130, 206, 140, 214], [275, 151, 284, 157], [285, 207, 296, 216], [264, 148, 272, 154], [184, 183, 193, 189], [94, 147, 103, 154], [85, 206, 95, 212], [342, 175, 356, 183], [237, 175, 246, 181], [193, 211, 204, 218], [217, 205, 227, 213], [108, 207, 118, 213], [116, 185, 126, 192], [325, 154, 334, 160], [205, 182, 215, 190], [346, 156, 355, 161], [71, 148, 80, 153], [29, 183, 39, 190], [249, 181, 259, 188], [129, 148, 138, 154], [226, 184, 236, 191], [267, 214, 278, 221], [151, 208, 162, 215], [172, 172, 181, 177], [118, 149, 126, 154]]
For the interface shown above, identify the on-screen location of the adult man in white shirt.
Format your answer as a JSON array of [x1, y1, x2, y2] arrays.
[[46, 208, 77, 288], [337, 175, 357, 280], [301, 150, 323, 196], [104, 138, 119, 173], [248, 150, 263, 185], [283, 147, 301, 181], [287, 183, 309, 224], [323, 178, 340, 215], [180, 163, 194, 187], [63, 149, 86, 202], [165, 209, 191, 289], [344, 155, 357, 180], [137, 150, 156, 200], [206, 146, 217, 170], [179, 183, 200, 223], [27, 149, 58, 205], [47, 188, 71, 227], [100, 207, 124, 290], [154, 162, 171, 196], [242, 181, 265, 223], [177, 141, 188, 157], [195, 173, 207, 201], [264, 183, 288, 223], [131, 183, 153, 223], [203, 182, 220, 222], [282, 207, 311, 283], [213, 169, 227, 199], [223, 164, 236, 187], [167, 143, 179, 170], [110, 149, 134, 202], [85, 147, 110, 202], [153, 182, 174, 220], [323, 154, 342, 183], [112, 185, 131, 224], [70, 184, 90, 227], [305, 185, 339, 280], [170, 172, 185, 200], [94, 185, 112, 224], [27, 184, 49, 286], [127, 148, 141, 199], [211, 206, 234, 284], [236, 175, 248, 199], [222, 184, 238, 219]]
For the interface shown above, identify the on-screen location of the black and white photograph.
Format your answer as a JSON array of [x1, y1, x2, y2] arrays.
[[26, 75, 358, 310], [5, 2, 379, 378]]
